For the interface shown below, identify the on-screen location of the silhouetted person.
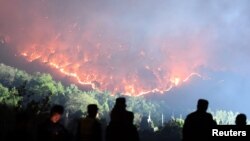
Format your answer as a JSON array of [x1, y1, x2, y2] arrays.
[[138, 115, 154, 141], [235, 113, 247, 127], [182, 99, 216, 141], [77, 104, 102, 141], [37, 105, 69, 141], [139, 115, 154, 132], [110, 97, 128, 123], [106, 97, 132, 141], [126, 111, 140, 141]]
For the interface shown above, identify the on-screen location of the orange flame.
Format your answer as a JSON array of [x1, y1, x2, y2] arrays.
[[20, 49, 203, 96], [1, 0, 212, 96], [18, 26, 207, 96]]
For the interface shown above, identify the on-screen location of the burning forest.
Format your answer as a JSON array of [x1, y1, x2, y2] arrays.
[[0, 0, 213, 96], [1, 0, 250, 114], [1, 1, 250, 141]]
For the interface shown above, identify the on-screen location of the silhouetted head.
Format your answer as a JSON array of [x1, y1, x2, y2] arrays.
[[235, 113, 247, 126], [87, 104, 99, 118], [114, 97, 126, 109], [50, 105, 64, 123], [197, 99, 209, 112]]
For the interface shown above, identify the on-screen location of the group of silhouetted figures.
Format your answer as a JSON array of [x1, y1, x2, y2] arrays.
[[1, 97, 248, 141], [35, 97, 139, 141], [183, 99, 248, 140]]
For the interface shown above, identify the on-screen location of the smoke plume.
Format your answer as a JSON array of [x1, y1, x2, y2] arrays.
[[1, 0, 250, 99]]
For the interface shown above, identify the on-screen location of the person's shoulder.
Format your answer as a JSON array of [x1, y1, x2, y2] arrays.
[[81, 117, 98, 125], [186, 111, 197, 117], [95, 120, 102, 128], [184, 112, 196, 122], [93, 118, 101, 125], [206, 112, 213, 118]]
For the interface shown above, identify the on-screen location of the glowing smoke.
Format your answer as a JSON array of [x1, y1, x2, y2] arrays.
[[1, 0, 250, 97]]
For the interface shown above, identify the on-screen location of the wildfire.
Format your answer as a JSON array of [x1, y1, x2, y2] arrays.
[[17, 19, 207, 97], [20, 50, 202, 96], [1, 0, 211, 97]]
